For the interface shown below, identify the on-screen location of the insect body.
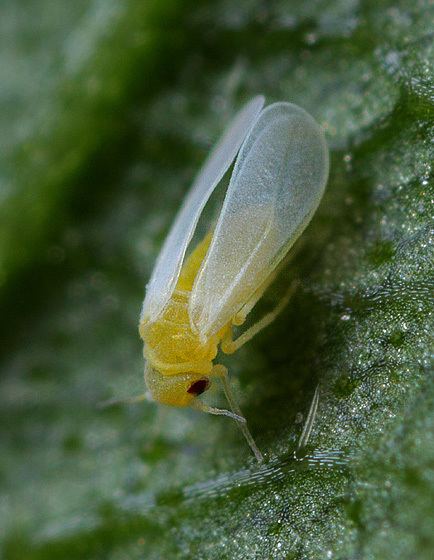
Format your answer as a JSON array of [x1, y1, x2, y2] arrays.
[[139, 97, 329, 461]]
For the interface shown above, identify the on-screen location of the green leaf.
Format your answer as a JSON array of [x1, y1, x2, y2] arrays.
[[1, 1, 433, 559]]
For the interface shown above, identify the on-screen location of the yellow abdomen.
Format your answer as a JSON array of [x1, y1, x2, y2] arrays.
[[139, 234, 228, 376]]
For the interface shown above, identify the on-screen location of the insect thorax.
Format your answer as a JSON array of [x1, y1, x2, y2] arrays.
[[140, 288, 220, 375]]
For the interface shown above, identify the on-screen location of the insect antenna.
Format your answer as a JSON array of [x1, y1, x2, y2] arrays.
[[97, 393, 149, 409]]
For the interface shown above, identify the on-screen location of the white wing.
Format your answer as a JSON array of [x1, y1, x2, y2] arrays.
[[141, 96, 265, 323], [189, 102, 329, 338]]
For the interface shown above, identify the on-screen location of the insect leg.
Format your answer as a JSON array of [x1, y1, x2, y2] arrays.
[[211, 364, 263, 463], [191, 399, 246, 422], [222, 280, 299, 354], [232, 270, 278, 326], [232, 239, 305, 327]]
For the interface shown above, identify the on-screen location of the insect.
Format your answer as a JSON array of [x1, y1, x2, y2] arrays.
[[139, 96, 329, 461]]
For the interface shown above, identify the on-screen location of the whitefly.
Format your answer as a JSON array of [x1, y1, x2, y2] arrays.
[[111, 96, 329, 462]]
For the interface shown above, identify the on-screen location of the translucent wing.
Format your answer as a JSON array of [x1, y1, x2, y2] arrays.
[[141, 96, 265, 323], [189, 102, 329, 338]]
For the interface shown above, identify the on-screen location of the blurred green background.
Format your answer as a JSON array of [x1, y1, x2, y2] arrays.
[[0, 1, 433, 558]]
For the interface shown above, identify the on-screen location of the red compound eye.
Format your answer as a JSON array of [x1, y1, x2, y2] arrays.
[[187, 378, 210, 396]]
